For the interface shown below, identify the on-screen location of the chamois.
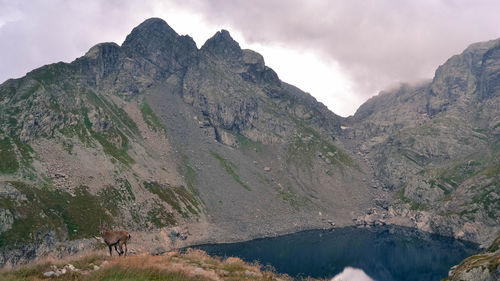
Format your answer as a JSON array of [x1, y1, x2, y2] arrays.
[[100, 229, 131, 256]]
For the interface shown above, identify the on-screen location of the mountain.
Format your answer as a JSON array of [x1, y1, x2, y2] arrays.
[[342, 38, 500, 245], [0, 17, 498, 266], [0, 18, 372, 266]]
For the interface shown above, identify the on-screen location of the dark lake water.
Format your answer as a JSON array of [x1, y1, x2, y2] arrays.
[[192, 226, 479, 281]]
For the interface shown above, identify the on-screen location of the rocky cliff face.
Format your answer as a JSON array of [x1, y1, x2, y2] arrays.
[[343, 38, 500, 246], [0, 17, 498, 266]]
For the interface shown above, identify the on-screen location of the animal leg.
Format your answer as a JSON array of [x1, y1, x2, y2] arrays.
[[114, 244, 121, 256], [108, 245, 113, 256], [119, 240, 127, 256]]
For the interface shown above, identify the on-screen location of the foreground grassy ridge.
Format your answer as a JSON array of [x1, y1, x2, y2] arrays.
[[0, 249, 315, 281], [443, 235, 500, 281], [443, 253, 499, 281]]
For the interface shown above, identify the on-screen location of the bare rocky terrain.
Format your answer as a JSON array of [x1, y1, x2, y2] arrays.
[[0, 18, 498, 267]]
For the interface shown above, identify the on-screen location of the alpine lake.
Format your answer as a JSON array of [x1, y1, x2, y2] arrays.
[[191, 226, 479, 281]]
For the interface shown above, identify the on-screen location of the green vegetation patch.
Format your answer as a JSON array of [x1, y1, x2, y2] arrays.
[[276, 188, 307, 211], [487, 236, 500, 253], [85, 91, 139, 136], [94, 129, 134, 165], [400, 149, 428, 166], [478, 163, 499, 178], [0, 182, 114, 247], [140, 102, 166, 134], [147, 204, 176, 228], [471, 187, 500, 219], [412, 122, 440, 137], [427, 158, 490, 195], [236, 134, 262, 152], [98, 186, 122, 215], [395, 188, 429, 211], [493, 140, 500, 153], [98, 179, 135, 216], [13, 139, 34, 168], [184, 162, 198, 195], [286, 120, 355, 169], [0, 137, 19, 174], [60, 121, 94, 146], [257, 174, 307, 210], [177, 155, 205, 211], [422, 153, 500, 211], [0, 261, 53, 281], [19, 82, 40, 100], [143, 181, 201, 217], [211, 152, 251, 191], [28, 63, 66, 85], [81, 110, 134, 166]]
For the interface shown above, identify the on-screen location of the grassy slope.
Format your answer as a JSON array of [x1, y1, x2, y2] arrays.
[[0, 249, 320, 281]]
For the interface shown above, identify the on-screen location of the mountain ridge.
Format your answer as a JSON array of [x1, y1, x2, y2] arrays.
[[0, 17, 498, 266]]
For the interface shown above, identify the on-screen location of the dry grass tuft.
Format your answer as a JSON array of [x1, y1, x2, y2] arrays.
[[0, 249, 314, 281]]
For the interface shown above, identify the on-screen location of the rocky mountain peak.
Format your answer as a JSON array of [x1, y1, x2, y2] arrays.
[[119, 18, 197, 76], [121, 18, 181, 58], [462, 38, 500, 55], [201, 29, 242, 60], [84, 42, 121, 60], [77, 42, 122, 83], [429, 37, 500, 114]]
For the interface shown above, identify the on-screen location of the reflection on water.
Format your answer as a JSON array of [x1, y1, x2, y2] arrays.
[[331, 267, 374, 281], [192, 226, 479, 281]]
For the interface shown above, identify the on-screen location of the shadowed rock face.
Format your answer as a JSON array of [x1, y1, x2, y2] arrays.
[[201, 29, 243, 60], [0, 17, 498, 266]]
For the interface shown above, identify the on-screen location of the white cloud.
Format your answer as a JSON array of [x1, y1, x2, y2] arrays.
[[331, 267, 375, 281], [245, 43, 358, 116], [1, 0, 500, 116]]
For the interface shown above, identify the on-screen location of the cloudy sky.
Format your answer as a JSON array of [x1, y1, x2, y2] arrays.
[[1, 0, 499, 116]]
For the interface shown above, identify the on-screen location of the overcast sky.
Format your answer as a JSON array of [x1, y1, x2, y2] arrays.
[[1, 0, 499, 116]]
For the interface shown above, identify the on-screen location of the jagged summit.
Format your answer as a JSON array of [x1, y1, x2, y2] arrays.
[[122, 17, 179, 46], [118, 18, 198, 75], [461, 37, 500, 55], [120, 17, 196, 62], [84, 42, 121, 59], [201, 29, 242, 60]]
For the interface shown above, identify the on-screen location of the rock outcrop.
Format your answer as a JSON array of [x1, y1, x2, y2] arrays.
[[445, 236, 500, 281]]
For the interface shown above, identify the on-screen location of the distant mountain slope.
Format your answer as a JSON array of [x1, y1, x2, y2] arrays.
[[0, 18, 372, 266], [343, 38, 500, 245]]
